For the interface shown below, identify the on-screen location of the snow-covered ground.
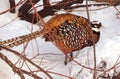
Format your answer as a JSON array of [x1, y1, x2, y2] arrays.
[[0, 0, 120, 79]]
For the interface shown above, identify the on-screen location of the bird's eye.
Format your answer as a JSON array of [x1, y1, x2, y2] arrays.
[[93, 25, 97, 28]]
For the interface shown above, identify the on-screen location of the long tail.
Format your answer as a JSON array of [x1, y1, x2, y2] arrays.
[[0, 30, 44, 48]]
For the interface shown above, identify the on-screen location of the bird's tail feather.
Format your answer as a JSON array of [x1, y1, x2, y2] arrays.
[[0, 30, 44, 48]]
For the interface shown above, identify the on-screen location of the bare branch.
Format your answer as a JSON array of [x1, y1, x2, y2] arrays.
[[9, 0, 16, 13], [0, 52, 43, 79], [0, 46, 53, 79]]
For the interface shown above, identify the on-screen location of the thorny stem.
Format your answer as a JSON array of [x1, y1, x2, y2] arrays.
[[85, 0, 97, 79]]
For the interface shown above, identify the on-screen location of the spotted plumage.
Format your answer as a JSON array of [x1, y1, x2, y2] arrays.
[[0, 14, 102, 64]]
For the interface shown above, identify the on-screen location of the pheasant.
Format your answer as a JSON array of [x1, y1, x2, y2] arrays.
[[0, 14, 102, 64]]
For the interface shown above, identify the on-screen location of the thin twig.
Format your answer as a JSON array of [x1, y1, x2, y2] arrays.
[[97, 56, 120, 79], [0, 52, 43, 79], [29, 0, 45, 27], [0, 46, 53, 79], [0, 0, 26, 15], [85, 0, 97, 79]]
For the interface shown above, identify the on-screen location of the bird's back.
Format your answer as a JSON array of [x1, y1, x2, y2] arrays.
[[42, 14, 94, 55]]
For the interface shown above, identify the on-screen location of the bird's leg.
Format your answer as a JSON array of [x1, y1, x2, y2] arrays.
[[64, 55, 68, 65], [64, 53, 73, 65], [69, 53, 73, 61]]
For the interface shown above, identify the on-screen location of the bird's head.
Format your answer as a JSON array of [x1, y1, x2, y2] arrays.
[[91, 21, 102, 32]]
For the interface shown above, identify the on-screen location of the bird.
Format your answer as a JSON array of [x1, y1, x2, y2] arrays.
[[0, 14, 102, 65]]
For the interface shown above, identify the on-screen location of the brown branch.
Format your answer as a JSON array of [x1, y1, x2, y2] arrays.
[[9, 0, 16, 13], [113, 6, 120, 19], [0, 52, 43, 79], [85, 0, 97, 79], [33, 69, 74, 79], [0, 46, 53, 79], [43, 0, 51, 9], [19, 3, 109, 24], [18, 0, 40, 17], [67, 3, 109, 10], [48, 71, 74, 79], [20, 0, 109, 24], [19, 0, 84, 23], [0, 0, 25, 15], [52, 0, 83, 10], [112, 73, 120, 79], [97, 56, 120, 79], [29, 0, 45, 26], [0, 14, 18, 28], [66, 55, 101, 71], [0, 52, 25, 79]]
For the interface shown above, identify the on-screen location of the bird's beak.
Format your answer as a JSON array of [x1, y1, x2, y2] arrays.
[[100, 25, 105, 29]]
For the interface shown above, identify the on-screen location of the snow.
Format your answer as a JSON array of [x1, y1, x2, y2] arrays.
[[0, 0, 120, 79]]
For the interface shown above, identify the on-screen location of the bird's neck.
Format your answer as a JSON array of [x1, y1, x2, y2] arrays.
[[93, 30, 100, 43]]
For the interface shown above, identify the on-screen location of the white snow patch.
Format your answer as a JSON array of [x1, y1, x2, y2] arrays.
[[0, 1, 120, 79]]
